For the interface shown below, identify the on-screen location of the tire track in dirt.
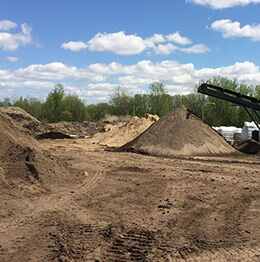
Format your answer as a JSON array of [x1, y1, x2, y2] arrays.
[[0, 163, 106, 262]]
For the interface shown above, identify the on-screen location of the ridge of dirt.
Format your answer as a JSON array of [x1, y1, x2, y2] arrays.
[[119, 105, 238, 157], [0, 107, 40, 124], [0, 106, 105, 137], [93, 113, 159, 147], [0, 111, 81, 196], [48, 121, 105, 136]]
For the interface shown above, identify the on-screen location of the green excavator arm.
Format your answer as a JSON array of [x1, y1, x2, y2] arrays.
[[198, 83, 260, 130]]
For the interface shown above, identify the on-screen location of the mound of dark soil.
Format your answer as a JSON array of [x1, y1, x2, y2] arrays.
[[0, 112, 79, 195], [236, 139, 260, 155], [36, 132, 72, 140], [119, 106, 237, 157]]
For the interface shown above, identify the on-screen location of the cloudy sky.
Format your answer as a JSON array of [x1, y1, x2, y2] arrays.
[[0, 0, 260, 103]]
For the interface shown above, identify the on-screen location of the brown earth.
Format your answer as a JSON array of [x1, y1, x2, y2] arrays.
[[0, 106, 259, 261], [0, 107, 41, 125], [120, 106, 238, 156], [0, 106, 105, 137], [0, 111, 82, 197], [48, 121, 105, 137], [92, 113, 159, 147], [0, 134, 259, 261]]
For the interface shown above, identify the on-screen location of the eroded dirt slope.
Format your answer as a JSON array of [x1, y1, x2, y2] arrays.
[[0, 111, 82, 198]]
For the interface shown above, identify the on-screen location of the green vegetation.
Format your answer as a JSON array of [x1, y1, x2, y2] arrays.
[[0, 77, 259, 127]]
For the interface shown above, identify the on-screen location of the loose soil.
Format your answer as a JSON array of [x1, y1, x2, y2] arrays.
[[0, 107, 259, 261], [120, 106, 238, 156], [0, 111, 82, 197], [0, 135, 259, 261], [93, 113, 159, 147], [48, 121, 105, 137]]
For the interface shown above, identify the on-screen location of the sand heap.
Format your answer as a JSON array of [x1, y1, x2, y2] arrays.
[[93, 114, 159, 147], [119, 106, 237, 156], [0, 111, 77, 194]]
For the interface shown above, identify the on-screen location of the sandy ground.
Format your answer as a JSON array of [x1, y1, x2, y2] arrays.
[[0, 138, 259, 262]]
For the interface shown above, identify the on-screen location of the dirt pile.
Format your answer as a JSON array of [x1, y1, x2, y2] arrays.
[[48, 121, 104, 136], [0, 107, 49, 135], [0, 107, 105, 137], [0, 106, 40, 124], [93, 114, 159, 147], [236, 139, 260, 155], [0, 112, 78, 195], [119, 105, 238, 156]]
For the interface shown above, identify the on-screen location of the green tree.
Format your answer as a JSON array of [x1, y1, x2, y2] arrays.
[[148, 82, 173, 116], [85, 103, 114, 121], [132, 94, 150, 116], [109, 86, 132, 115], [43, 84, 65, 122], [61, 110, 73, 121], [61, 95, 86, 122]]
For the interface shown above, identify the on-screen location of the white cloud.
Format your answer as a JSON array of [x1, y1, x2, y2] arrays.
[[166, 84, 193, 95], [121, 60, 260, 89], [0, 23, 32, 51], [211, 19, 260, 41], [166, 31, 192, 45], [61, 31, 207, 56], [0, 20, 17, 31], [65, 82, 145, 103], [187, 0, 260, 9], [87, 31, 154, 55], [6, 56, 18, 62], [61, 41, 88, 51], [0, 61, 122, 83], [145, 34, 165, 43], [0, 80, 53, 90], [153, 43, 178, 55], [1, 60, 259, 101], [118, 76, 158, 86], [180, 44, 210, 54], [13, 62, 107, 82]]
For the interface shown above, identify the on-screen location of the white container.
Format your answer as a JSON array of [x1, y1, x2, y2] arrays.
[[241, 122, 259, 142], [213, 126, 242, 145]]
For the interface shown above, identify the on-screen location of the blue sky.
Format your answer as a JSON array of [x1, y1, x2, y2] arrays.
[[0, 0, 260, 103]]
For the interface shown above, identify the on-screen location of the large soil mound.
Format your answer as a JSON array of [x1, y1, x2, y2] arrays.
[[119, 106, 237, 156], [0, 111, 78, 195], [93, 114, 159, 147]]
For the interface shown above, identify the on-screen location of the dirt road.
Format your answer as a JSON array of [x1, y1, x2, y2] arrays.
[[0, 139, 259, 261]]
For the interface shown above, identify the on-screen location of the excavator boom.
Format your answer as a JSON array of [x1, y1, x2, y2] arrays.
[[198, 83, 260, 130]]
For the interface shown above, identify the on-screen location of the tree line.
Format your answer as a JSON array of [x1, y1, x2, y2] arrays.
[[0, 77, 259, 127]]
